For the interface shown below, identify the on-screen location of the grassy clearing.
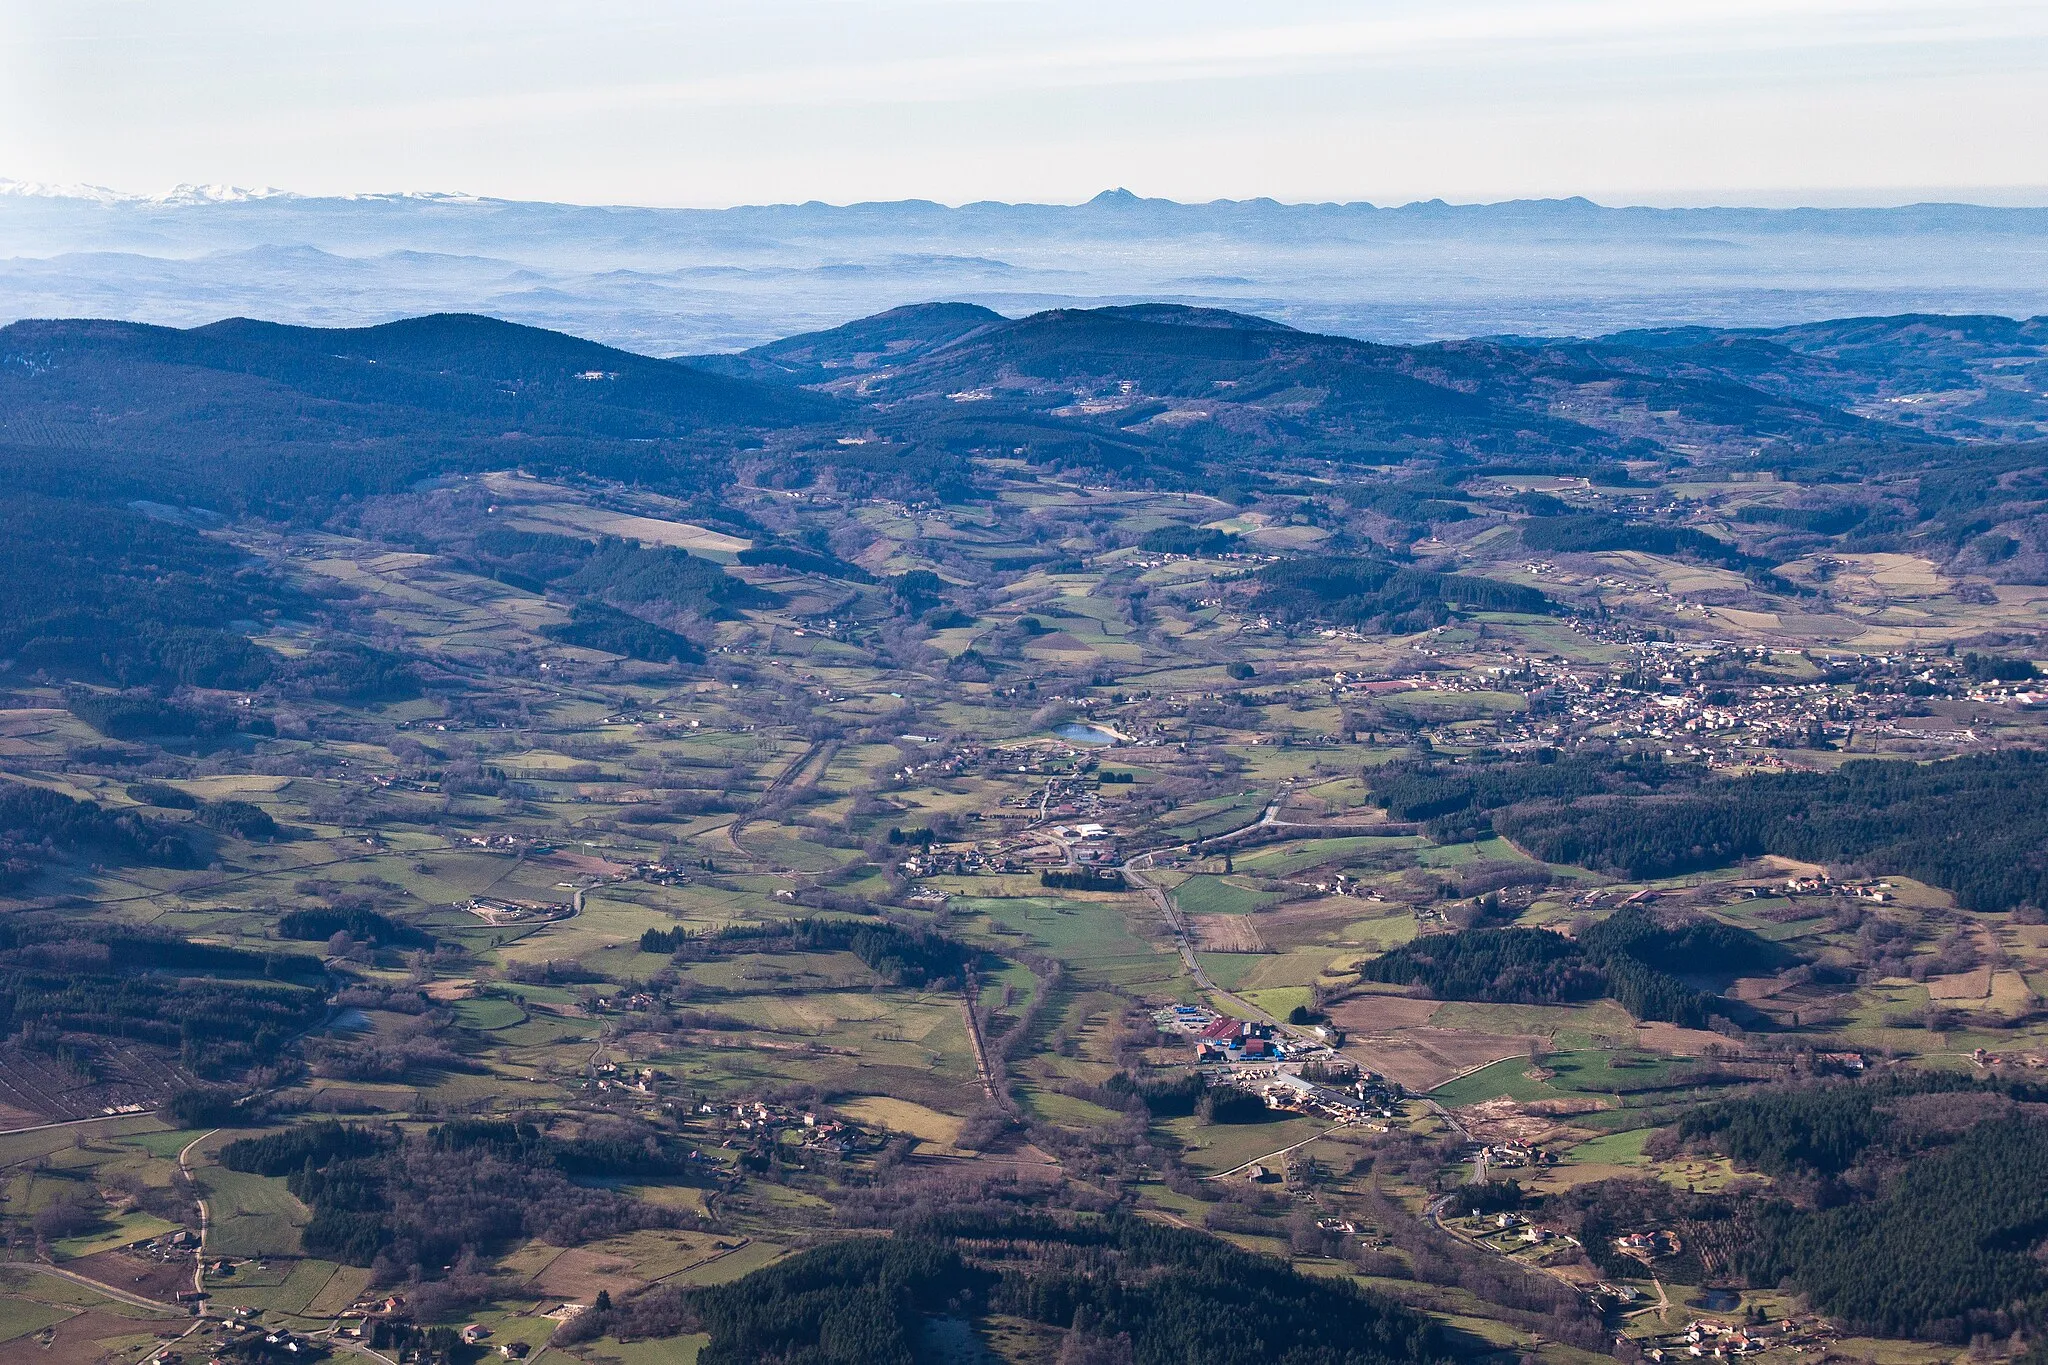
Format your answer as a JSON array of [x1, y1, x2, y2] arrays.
[[1171, 876, 1283, 916], [1162, 1114, 1331, 1176], [590, 1334, 708, 1365], [1242, 986, 1314, 1020], [837, 1097, 965, 1147], [1022, 1087, 1123, 1130], [0, 1296, 72, 1342], [960, 895, 1167, 985], [229, 1258, 347, 1317], [52, 1212, 178, 1261], [0, 1115, 165, 1168], [1564, 1128, 1652, 1167], [1196, 953, 1261, 991], [1234, 837, 1410, 876], [195, 1168, 308, 1258], [1429, 1058, 1559, 1107], [112, 1130, 210, 1160], [1158, 793, 1268, 841], [455, 995, 529, 1029]]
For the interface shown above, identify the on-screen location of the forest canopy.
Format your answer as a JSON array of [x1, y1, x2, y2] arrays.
[[1251, 555, 1549, 633], [1361, 907, 1778, 1028]]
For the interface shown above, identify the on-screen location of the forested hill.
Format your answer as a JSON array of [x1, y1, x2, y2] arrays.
[[679, 302, 2048, 469], [668, 302, 2048, 491], [684, 301, 1008, 385], [5, 306, 2037, 522], [0, 312, 838, 514]]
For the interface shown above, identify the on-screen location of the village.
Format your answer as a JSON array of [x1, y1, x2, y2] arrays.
[[1151, 1004, 1407, 1125]]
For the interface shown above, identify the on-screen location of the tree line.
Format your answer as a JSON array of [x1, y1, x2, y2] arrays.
[[221, 1118, 699, 1273], [1493, 751, 2048, 911], [1360, 907, 1778, 1027], [1677, 1075, 2048, 1343], [561, 1210, 1447, 1365], [641, 916, 974, 989], [1250, 555, 1550, 634]]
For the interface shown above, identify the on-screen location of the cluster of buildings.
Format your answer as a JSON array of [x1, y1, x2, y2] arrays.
[[629, 859, 690, 886], [694, 1097, 884, 1158], [1758, 873, 1894, 904], [896, 846, 1028, 878], [450, 832, 551, 853], [1034, 637, 2039, 763], [1151, 1005, 1404, 1124], [1480, 1139, 1556, 1169], [1476, 1211, 1578, 1251], [1452, 642, 2040, 761], [1643, 1316, 1836, 1359], [463, 895, 573, 925], [1615, 1229, 1684, 1259]]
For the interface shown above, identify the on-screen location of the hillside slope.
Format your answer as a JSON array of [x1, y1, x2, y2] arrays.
[[0, 312, 840, 512]]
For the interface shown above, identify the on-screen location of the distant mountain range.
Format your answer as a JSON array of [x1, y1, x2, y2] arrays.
[[3, 185, 2046, 353]]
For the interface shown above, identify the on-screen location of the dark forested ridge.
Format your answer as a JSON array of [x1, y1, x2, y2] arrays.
[[1251, 556, 1550, 633], [0, 917, 324, 1075], [1361, 907, 1778, 1027], [1370, 753, 1693, 823], [222, 1118, 700, 1270], [564, 1212, 1446, 1365], [1676, 1076, 2048, 1342], [0, 495, 287, 689], [0, 302, 1977, 529], [0, 314, 837, 516], [1520, 514, 1782, 576], [1492, 750, 2048, 910]]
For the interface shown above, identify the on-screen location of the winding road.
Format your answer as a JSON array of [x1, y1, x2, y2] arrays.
[[178, 1128, 218, 1300]]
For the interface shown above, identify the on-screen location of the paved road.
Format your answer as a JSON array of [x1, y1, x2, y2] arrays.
[[0, 1110, 158, 1139], [958, 969, 1000, 1101], [15, 1263, 183, 1316], [1122, 854, 1284, 1030], [1205, 1124, 1347, 1181], [178, 1128, 218, 1300], [724, 739, 831, 853]]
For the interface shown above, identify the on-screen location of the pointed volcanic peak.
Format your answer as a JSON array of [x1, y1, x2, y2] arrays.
[[681, 301, 1006, 385]]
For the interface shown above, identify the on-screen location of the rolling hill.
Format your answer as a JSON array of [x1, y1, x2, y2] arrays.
[[0, 312, 840, 513]]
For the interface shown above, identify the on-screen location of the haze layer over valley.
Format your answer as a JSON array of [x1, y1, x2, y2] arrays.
[[4, 184, 2047, 353]]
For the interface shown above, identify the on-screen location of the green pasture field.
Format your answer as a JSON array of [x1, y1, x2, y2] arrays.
[[1242, 986, 1315, 1019], [0, 1296, 73, 1343], [1170, 875, 1284, 916], [53, 1211, 179, 1260], [1430, 1058, 1569, 1107], [0, 1114, 166, 1168], [957, 894, 1169, 985], [194, 1167, 309, 1258], [1160, 1113, 1333, 1176], [222, 1258, 349, 1318], [1563, 1127, 1652, 1167], [1233, 837, 1415, 876], [456, 995, 529, 1029], [1195, 953, 1260, 991], [1156, 793, 1268, 841]]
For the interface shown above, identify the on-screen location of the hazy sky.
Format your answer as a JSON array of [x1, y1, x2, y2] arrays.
[[3, 0, 2044, 207]]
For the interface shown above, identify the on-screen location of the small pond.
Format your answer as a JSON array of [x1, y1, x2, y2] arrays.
[[1054, 722, 1119, 747]]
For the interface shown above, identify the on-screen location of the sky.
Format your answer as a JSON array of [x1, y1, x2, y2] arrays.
[[2, 0, 2045, 209]]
